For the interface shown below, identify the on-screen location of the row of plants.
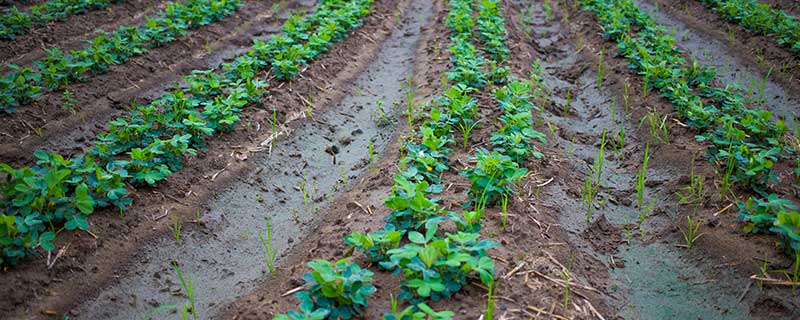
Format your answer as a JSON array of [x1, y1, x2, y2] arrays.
[[579, 0, 800, 256], [0, 0, 124, 39], [0, 0, 243, 113], [274, 0, 533, 318], [699, 0, 800, 57], [0, 0, 375, 266]]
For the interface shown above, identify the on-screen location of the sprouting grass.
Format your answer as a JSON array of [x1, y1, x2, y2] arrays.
[[259, 216, 278, 277], [679, 215, 703, 250], [583, 130, 607, 223], [623, 81, 630, 116], [543, 0, 552, 21], [596, 48, 605, 88], [677, 158, 704, 207], [636, 144, 655, 237], [299, 172, 308, 205], [501, 195, 509, 231], [169, 216, 182, 245], [562, 253, 574, 309], [173, 263, 197, 320], [484, 277, 496, 320], [719, 146, 736, 201], [402, 73, 417, 134], [457, 119, 481, 151], [640, 109, 669, 144], [562, 88, 571, 117], [62, 90, 77, 114], [340, 164, 348, 186], [616, 126, 625, 157]]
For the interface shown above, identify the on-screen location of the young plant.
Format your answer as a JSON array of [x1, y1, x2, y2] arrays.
[[259, 216, 278, 276], [173, 263, 197, 320], [679, 215, 703, 250], [277, 259, 376, 319], [562, 253, 573, 309], [170, 216, 182, 245], [636, 144, 655, 236], [484, 277, 496, 320], [677, 158, 704, 207], [500, 195, 509, 231]]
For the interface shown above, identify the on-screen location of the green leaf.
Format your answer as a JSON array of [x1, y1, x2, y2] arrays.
[[74, 183, 94, 214]]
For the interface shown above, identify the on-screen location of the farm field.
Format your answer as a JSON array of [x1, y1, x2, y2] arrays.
[[0, 0, 799, 319]]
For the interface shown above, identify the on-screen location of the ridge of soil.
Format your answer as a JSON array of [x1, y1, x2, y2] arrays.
[[564, 0, 800, 318], [223, 1, 614, 319], [0, 0, 412, 318]]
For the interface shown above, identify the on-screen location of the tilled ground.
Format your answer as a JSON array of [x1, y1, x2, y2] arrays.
[[2, 0, 800, 319]]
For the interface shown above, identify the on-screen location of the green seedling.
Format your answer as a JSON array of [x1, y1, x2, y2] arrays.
[[640, 109, 669, 144], [484, 277, 496, 319], [679, 215, 703, 250], [563, 88, 571, 117], [403, 73, 417, 133], [259, 216, 278, 276], [501, 194, 509, 231], [677, 158, 704, 207], [544, 0, 552, 21], [62, 90, 77, 114], [562, 253, 573, 309], [173, 263, 197, 320], [616, 126, 625, 157], [169, 216, 182, 245], [457, 119, 481, 151], [623, 81, 630, 115], [597, 48, 605, 88], [636, 144, 655, 236]]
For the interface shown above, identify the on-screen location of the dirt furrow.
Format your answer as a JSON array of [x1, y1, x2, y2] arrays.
[[0, 0, 409, 317]]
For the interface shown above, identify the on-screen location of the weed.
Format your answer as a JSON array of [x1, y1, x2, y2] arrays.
[[596, 48, 605, 87], [259, 216, 278, 276], [62, 90, 77, 114], [501, 194, 509, 231], [636, 144, 654, 236], [562, 253, 573, 309], [623, 81, 630, 115], [562, 88, 571, 117], [403, 73, 417, 134], [677, 158, 704, 207], [543, 0, 552, 21], [679, 215, 704, 250], [457, 119, 481, 151], [169, 216, 182, 245], [484, 277, 496, 319], [173, 263, 197, 320], [640, 109, 669, 144]]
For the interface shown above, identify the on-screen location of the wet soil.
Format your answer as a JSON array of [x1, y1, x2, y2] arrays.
[[560, 0, 800, 318], [638, 0, 800, 124], [68, 0, 425, 318], [3, 0, 800, 319], [0, 0, 304, 165], [0, 0, 411, 317]]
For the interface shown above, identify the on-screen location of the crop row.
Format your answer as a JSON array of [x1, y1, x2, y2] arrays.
[[699, 0, 800, 57], [274, 1, 545, 319], [579, 0, 799, 256], [0, 0, 124, 39], [0, 0, 374, 266], [0, 0, 242, 113]]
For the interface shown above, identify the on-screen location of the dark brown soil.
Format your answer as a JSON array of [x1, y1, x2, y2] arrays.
[[0, 0, 418, 317], [2, 0, 800, 319]]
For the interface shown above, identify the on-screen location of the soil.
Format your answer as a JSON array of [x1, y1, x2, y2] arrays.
[[2, 0, 800, 319]]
